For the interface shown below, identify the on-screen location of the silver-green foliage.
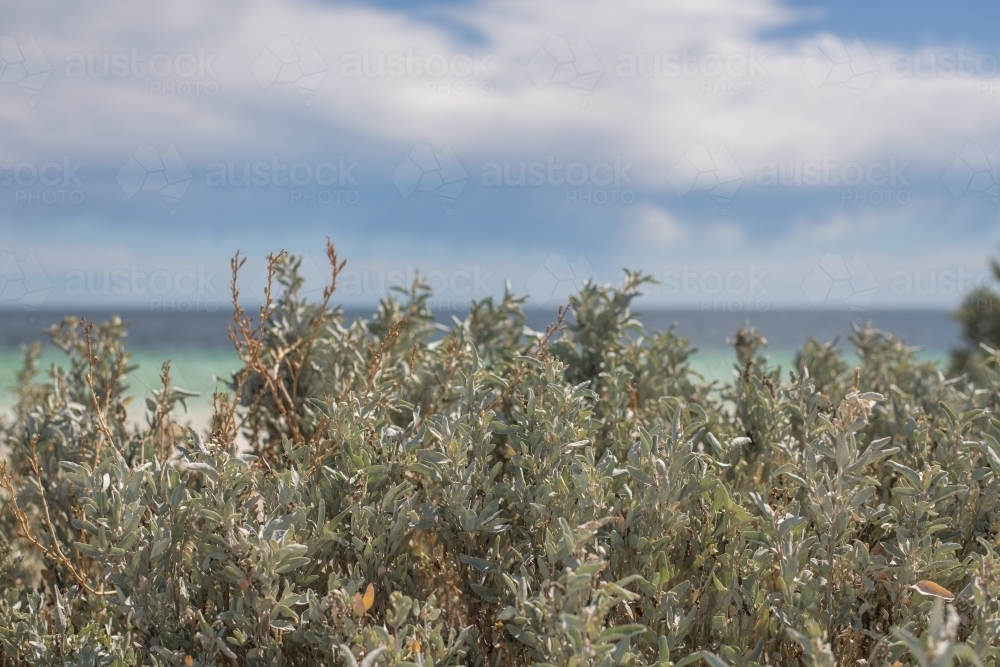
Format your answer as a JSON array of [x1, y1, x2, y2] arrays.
[[1, 247, 999, 667]]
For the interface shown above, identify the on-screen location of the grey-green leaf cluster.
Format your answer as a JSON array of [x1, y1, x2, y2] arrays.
[[1, 248, 999, 667]]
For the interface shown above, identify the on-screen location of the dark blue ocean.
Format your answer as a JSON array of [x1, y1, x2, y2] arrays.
[[0, 308, 961, 353]]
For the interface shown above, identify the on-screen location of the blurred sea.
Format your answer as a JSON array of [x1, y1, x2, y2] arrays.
[[0, 308, 960, 429]]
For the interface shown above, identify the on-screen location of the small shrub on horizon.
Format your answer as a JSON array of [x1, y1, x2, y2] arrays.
[[951, 254, 1000, 383]]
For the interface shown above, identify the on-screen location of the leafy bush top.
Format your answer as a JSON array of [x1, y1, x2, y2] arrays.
[[1, 243, 999, 667]]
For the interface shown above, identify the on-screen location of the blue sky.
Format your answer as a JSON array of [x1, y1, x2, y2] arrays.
[[773, 0, 1000, 50], [0, 0, 998, 313]]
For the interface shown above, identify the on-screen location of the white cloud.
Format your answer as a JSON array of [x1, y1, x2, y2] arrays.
[[3, 0, 998, 172], [2, 0, 1000, 308], [629, 204, 688, 247]]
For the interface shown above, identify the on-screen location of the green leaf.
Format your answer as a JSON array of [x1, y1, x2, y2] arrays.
[[675, 650, 728, 667], [892, 628, 927, 667], [151, 537, 171, 559], [275, 556, 311, 573], [887, 460, 922, 488], [409, 462, 442, 481], [73, 542, 103, 559], [307, 398, 333, 417], [186, 461, 218, 480], [595, 624, 647, 643], [847, 486, 876, 510], [459, 555, 492, 572], [417, 450, 450, 466]]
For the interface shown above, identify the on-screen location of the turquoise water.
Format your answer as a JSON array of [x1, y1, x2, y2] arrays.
[[0, 309, 960, 419], [0, 348, 240, 427], [0, 345, 951, 429]]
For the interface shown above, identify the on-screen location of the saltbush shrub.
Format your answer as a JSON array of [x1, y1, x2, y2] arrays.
[[1, 242, 999, 666]]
